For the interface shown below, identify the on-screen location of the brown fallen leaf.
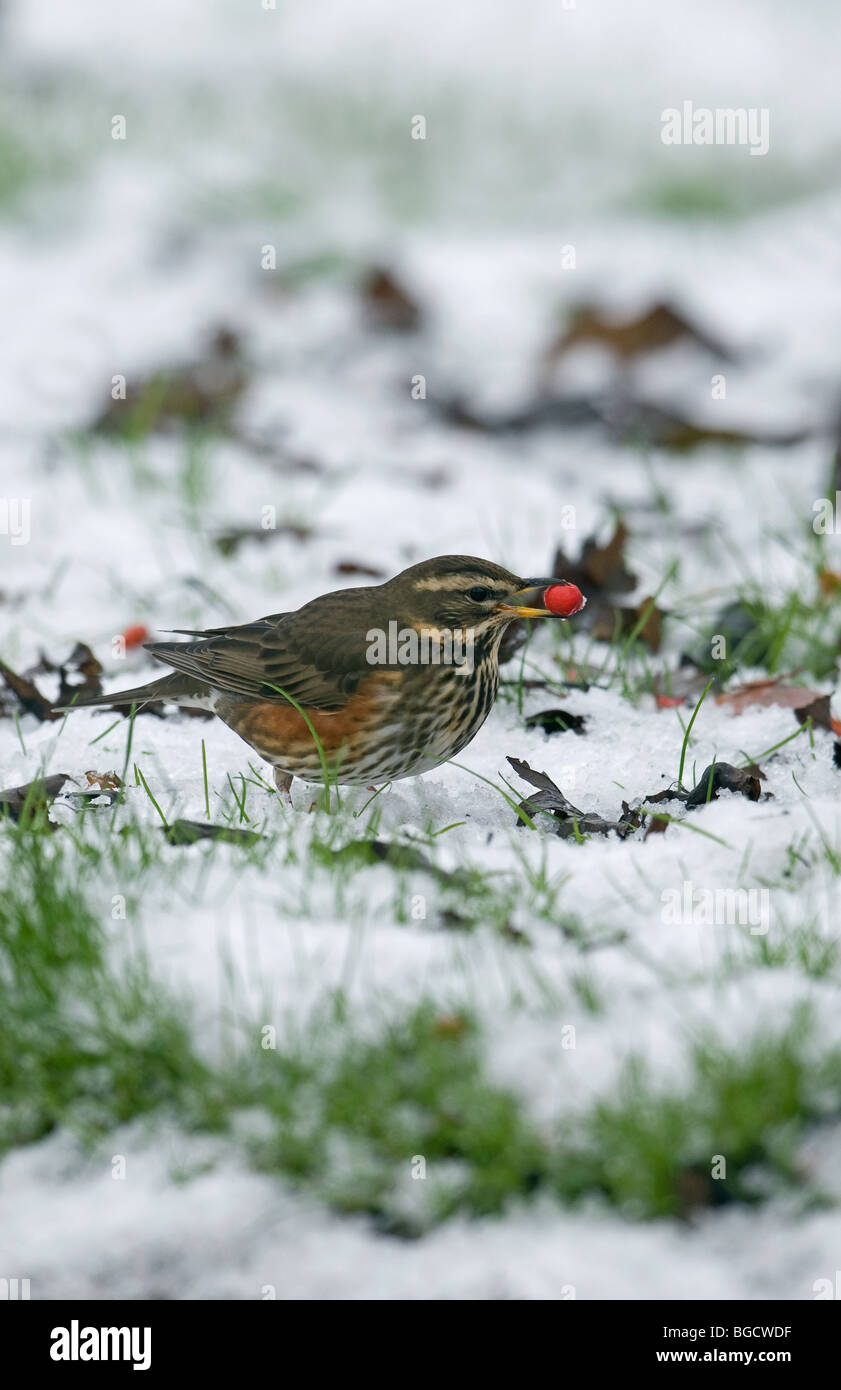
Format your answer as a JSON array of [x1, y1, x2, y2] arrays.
[[0, 659, 61, 721], [552, 521, 636, 597], [84, 770, 123, 791], [57, 642, 103, 706], [361, 267, 421, 332], [794, 694, 834, 733], [333, 560, 386, 578], [644, 815, 669, 840], [542, 300, 736, 375], [717, 680, 836, 731], [591, 594, 664, 653], [23, 642, 104, 707]]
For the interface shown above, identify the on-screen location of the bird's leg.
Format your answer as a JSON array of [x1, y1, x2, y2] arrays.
[[272, 767, 294, 804]]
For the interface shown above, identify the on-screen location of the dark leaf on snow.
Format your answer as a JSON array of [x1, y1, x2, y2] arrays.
[[794, 693, 833, 732], [524, 708, 587, 735], [507, 756, 639, 839], [0, 659, 61, 721], [0, 773, 72, 820], [684, 762, 763, 807], [550, 523, 666, 653], [55, 642, 103, 706], [162, 819, 264, 847]]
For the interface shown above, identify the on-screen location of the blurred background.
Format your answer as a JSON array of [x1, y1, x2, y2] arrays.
[[2, 0, 841, 626]]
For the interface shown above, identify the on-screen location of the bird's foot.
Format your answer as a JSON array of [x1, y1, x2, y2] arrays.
[[272, 768, 294, 805]]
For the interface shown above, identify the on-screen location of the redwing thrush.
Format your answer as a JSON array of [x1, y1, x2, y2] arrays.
[[61, 556, 585, 792]]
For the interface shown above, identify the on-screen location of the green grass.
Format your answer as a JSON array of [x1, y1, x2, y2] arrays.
[[626, 160, 831, 222], [239, 1003, 550, 1231], [0, 826, 209, 1152], [3, 817, 840, 1232], [554, 1009, 840, 1217]]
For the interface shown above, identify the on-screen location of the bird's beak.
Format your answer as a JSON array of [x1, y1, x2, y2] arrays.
[[497, 578, 572, 619]]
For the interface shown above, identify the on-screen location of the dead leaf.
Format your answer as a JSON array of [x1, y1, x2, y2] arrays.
[[57, 642, 103, 706], [684, 762, 763, 807], [717, 680, 835, 729], [507, 756, 640, 839], [553, 521, 636, 596], [644, 815, 669, 839], [84, 770, 122, 791], [523, 708, 587, 735], [162, 819, 263, 847], [361, 267, 421, 332], [794, 694, 833, 733], [542, 300, 736, 375], [591, 595, 664, 652], [333, 560, 386, 578], [0, 773, 71, 821], [0, 659, 61, 721]]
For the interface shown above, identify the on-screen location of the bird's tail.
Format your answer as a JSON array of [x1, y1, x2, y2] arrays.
[[55, 672, 214, 712]]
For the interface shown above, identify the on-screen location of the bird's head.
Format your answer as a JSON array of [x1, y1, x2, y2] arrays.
[[383, 555, 585, 635]]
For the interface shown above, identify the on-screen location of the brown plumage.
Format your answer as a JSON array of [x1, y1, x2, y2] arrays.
[[59, 556, 585, 791]]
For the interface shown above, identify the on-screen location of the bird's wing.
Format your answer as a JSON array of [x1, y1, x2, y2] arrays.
[[167, 610, 289, 638], [144, 613, 373, 710]]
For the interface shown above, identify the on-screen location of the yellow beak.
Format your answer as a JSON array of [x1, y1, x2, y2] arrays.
[[496, 579, 564, 619]]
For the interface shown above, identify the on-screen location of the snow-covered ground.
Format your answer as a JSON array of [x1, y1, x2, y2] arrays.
[[2, 0, 841, 1300]]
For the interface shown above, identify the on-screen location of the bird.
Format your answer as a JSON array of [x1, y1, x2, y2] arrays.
[[59, 556, 585, 794]]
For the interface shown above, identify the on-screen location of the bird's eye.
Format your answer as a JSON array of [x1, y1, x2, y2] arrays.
[[466, 585, 493, 602]]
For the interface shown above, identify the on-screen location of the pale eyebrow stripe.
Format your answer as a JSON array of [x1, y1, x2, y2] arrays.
[[413, 576, 505, 592]]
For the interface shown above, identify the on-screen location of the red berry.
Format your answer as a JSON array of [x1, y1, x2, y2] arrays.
[[543, 583, 585, 616], [122, 623, 150, 649]]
